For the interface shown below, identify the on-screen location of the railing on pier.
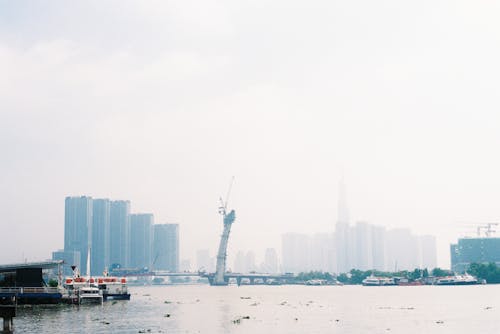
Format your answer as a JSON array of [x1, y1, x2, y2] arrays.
[[0, 287, 60, 294]]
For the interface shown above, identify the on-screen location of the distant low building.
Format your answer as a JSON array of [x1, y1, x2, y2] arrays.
[[52, 249, 80, 277]]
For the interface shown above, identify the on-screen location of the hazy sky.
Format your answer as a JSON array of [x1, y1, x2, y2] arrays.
[[2, 0, 500, 268]]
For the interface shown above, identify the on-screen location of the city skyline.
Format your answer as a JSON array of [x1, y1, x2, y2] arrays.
[[3, 1, 500, 270], [60, 195, 179, 276]]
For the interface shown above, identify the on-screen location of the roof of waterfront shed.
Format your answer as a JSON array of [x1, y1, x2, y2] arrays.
[[0, 260, 63, 273]]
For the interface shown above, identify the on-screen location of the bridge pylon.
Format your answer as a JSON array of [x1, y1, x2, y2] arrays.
[[212, 178, 236, 286]]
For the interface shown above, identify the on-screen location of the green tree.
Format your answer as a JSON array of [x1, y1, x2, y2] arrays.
[[48, 279, 58, 287], [431, 268, 451, 277]]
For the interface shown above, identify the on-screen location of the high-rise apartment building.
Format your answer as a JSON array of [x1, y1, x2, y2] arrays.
[[371, 225, 387, 271], [91, 198, 110, 276], [153, 224, 179, 272], [353, 222, 374, 270], [64, 196, 92, 275], [282, 233, 310, 273], [109, 200, 130, 268], [130, 214, 154, 270], [419, 235, 437, 269], [262, 248, 279, 273], [385, 228, 420, 271]]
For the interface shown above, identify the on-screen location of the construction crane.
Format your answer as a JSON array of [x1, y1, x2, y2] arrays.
[[476, 223, 498, 237], [213, 177, 236, 286], [459, 222, 499, 238]]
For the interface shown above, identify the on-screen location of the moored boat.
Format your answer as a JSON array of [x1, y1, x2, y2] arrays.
[[362, 275, 395, 286], [96, 276, 131, 300], [78, 286, 103, 304], [434, 273, 478, 285]]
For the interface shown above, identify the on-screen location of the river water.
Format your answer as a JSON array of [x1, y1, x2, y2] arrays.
[[11, 284, 500, 333]]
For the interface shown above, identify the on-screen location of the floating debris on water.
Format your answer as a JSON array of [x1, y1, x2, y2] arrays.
[[164, 301, 171, 304], [436, 320, 444, 324], [232, 316, 251, 324]]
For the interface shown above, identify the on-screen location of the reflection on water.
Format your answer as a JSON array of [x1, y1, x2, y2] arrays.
[[11, 285, 500, 333]]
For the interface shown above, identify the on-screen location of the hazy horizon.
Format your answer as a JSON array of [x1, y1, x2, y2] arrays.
[[3, 0, 500, 269]]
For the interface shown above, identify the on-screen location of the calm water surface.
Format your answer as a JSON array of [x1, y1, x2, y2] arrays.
[[11, 284, 500, 333]]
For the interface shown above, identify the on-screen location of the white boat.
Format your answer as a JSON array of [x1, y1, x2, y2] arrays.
[[362, 275, 395, 286], [96, 276, 131, 300], [434, 273, 478, 285], [78, 286, 103, 304], [305, 279, 326, 285]]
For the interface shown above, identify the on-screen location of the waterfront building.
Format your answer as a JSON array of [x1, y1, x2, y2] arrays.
[[153, 224, 179, 272], [64, 196, 92, 275], [450, 237, 500, 272], [130, 214, 154, 270], [91, 198, 110, 276], [109, 200, 130, 268]]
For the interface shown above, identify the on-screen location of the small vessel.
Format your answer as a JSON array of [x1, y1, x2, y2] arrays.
[[305, 279, 326, 286], [78, 286, 103, 304], [434, 273, 478, 285], [96, 275, 131, 300], [362, 275, 395, 286]]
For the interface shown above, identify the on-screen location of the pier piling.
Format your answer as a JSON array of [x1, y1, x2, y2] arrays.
[[0, 297, 16, 333]]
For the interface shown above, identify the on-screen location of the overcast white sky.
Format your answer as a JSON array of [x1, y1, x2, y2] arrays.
[[2, 0, 500, 268]]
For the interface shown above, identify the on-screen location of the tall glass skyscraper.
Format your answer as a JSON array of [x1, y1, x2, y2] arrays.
[[64, 196, 92, 275], [91, 198, 110, 275], [109, 200, 130, 268], [153, 224, 179, 272], [130, 213, 154, 270]]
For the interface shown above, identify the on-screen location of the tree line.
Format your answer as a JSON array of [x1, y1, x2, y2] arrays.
[[296, 262, 500, 284]]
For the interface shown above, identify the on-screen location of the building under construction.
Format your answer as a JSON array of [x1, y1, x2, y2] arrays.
[[450, 223, 500, 272]]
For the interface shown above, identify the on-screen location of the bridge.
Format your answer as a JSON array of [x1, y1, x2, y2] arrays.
[[116, 270, 299, 285]]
